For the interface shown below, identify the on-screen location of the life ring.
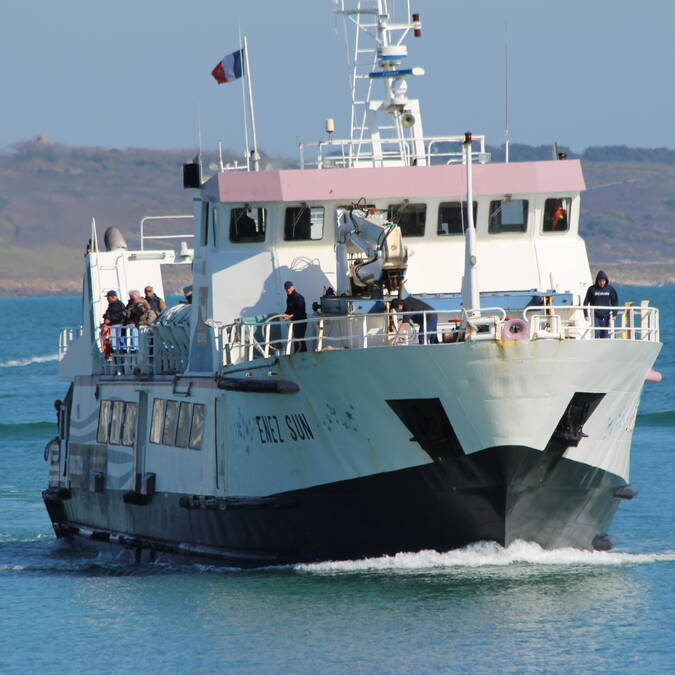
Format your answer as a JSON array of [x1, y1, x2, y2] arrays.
[[100, 324, 112, 358], [502, 318, 529, 341]]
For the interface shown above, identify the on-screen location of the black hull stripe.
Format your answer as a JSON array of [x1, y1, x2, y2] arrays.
[[45, 446, 624, 566]]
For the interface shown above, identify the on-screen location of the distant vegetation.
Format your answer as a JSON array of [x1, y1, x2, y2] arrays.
[[1, 136, 675, 293]]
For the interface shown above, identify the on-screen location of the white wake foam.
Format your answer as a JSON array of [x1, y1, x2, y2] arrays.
[[0, 354, 58, 368], [295, 540, 675, 573]]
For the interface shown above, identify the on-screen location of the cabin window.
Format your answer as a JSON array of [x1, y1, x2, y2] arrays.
[[200, 201, 210, 246], [437, 202, 478, 235], [284, 206, 324, 241], [387, 203, 426, 237], [189, 404, 205, 450], [230, 207, 267, 243], [162, 400, 179, 445], [121, 402, 137, 447], [150, 399, 165, 444], [97, 401, 112, 444], [107, 401, 124, 445], [489, 199, 529, 233], [543, 198, 571, 232], [175, 402, 192, 448]]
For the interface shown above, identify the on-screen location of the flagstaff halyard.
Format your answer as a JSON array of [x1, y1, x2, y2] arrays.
[[43, 0, 661, 565]]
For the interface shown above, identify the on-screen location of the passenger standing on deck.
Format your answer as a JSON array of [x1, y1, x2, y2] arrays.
[[102, 290, 126, 352], [182, 285, 193, 304], [124, 290, 157, 351], [583, 270, 619, 339], [282, 281, 307, 352], [144, 286, 166, 315], [392, 296, 439, 344]]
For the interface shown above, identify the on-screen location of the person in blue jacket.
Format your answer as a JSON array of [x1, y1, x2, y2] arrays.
[[583, 270, 619, 338]]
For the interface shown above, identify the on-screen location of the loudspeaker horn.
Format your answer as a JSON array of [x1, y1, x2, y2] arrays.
[[400, 112, 416, 128]]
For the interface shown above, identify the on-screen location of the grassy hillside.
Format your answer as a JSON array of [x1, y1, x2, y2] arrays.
[[1, 138, 674, 295]]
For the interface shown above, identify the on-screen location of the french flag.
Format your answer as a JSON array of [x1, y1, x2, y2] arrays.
[[211, 49, 244, 84]]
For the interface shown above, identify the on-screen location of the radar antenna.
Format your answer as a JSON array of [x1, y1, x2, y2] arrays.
[[334, 0, 425, 167]]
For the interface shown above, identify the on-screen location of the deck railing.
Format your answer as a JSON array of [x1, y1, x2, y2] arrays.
[[216, 304, 660, 368], [58, 303, 660, 376]]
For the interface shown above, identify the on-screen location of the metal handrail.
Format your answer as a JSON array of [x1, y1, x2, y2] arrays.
[[140, 215, 194, 250], [299, 134, 488, 169]]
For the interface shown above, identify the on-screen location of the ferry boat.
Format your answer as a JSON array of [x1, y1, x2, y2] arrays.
[[43, 1, 661, 566]]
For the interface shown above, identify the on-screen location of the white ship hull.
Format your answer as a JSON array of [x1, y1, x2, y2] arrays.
[[44, 338, 658, 564]]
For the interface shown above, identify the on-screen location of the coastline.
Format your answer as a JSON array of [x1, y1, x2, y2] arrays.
[[2, 262, 672, 297]]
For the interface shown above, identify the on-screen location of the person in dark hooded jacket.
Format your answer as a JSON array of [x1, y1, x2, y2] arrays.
[[583, 270, 619, 338]]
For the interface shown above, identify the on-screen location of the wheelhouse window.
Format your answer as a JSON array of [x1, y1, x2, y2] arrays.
[[543, 198, 571, 232], [284, 206, 324, 241], [489, 199, 529, 233], [230, 207, 267, 243], [437, 202, 478, 235], [387, 203, 426, 237]]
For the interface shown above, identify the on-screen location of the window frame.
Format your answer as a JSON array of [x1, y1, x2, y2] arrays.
[[162, 400, 179, 446], [488, 199, 529, 234], [188, 404, 205, 450], [543, 197, 571, 233], [229, 206, 267, 243], [175, 402, 193, 448], [437, 201, 478, 236], [108, 401, 125, 446], [387, 202, 427, 237], [283, 205, 325, 241], [150, 398, 165, 444], [97, 400, 112, 444], [121, 402, 137, 447]]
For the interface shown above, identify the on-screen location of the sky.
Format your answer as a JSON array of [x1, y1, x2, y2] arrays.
[[2, 0, 674, 159]]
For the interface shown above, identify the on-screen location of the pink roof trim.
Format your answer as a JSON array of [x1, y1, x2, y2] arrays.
[[202, 160, 585, 203]]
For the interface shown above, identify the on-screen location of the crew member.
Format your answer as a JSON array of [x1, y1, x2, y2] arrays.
[[102, 290, 126, 352], [583, 270, 619, 338], [392, 296, 439, 344], [282, 281, 307, 352], [182, 285, 193, 304], [144, 286, 167, 315]]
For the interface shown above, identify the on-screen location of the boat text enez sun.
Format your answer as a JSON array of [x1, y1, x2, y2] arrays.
[[43, 0, 662, 566]]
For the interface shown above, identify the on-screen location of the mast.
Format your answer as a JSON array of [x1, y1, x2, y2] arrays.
[[335, 0, 424, 166], [461, 132, 480, 315], [243, 36, 260, 171]]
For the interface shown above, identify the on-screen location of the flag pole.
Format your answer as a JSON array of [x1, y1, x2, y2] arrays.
[[242, 36, 260, 171], [238, 26, 251, 170]]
